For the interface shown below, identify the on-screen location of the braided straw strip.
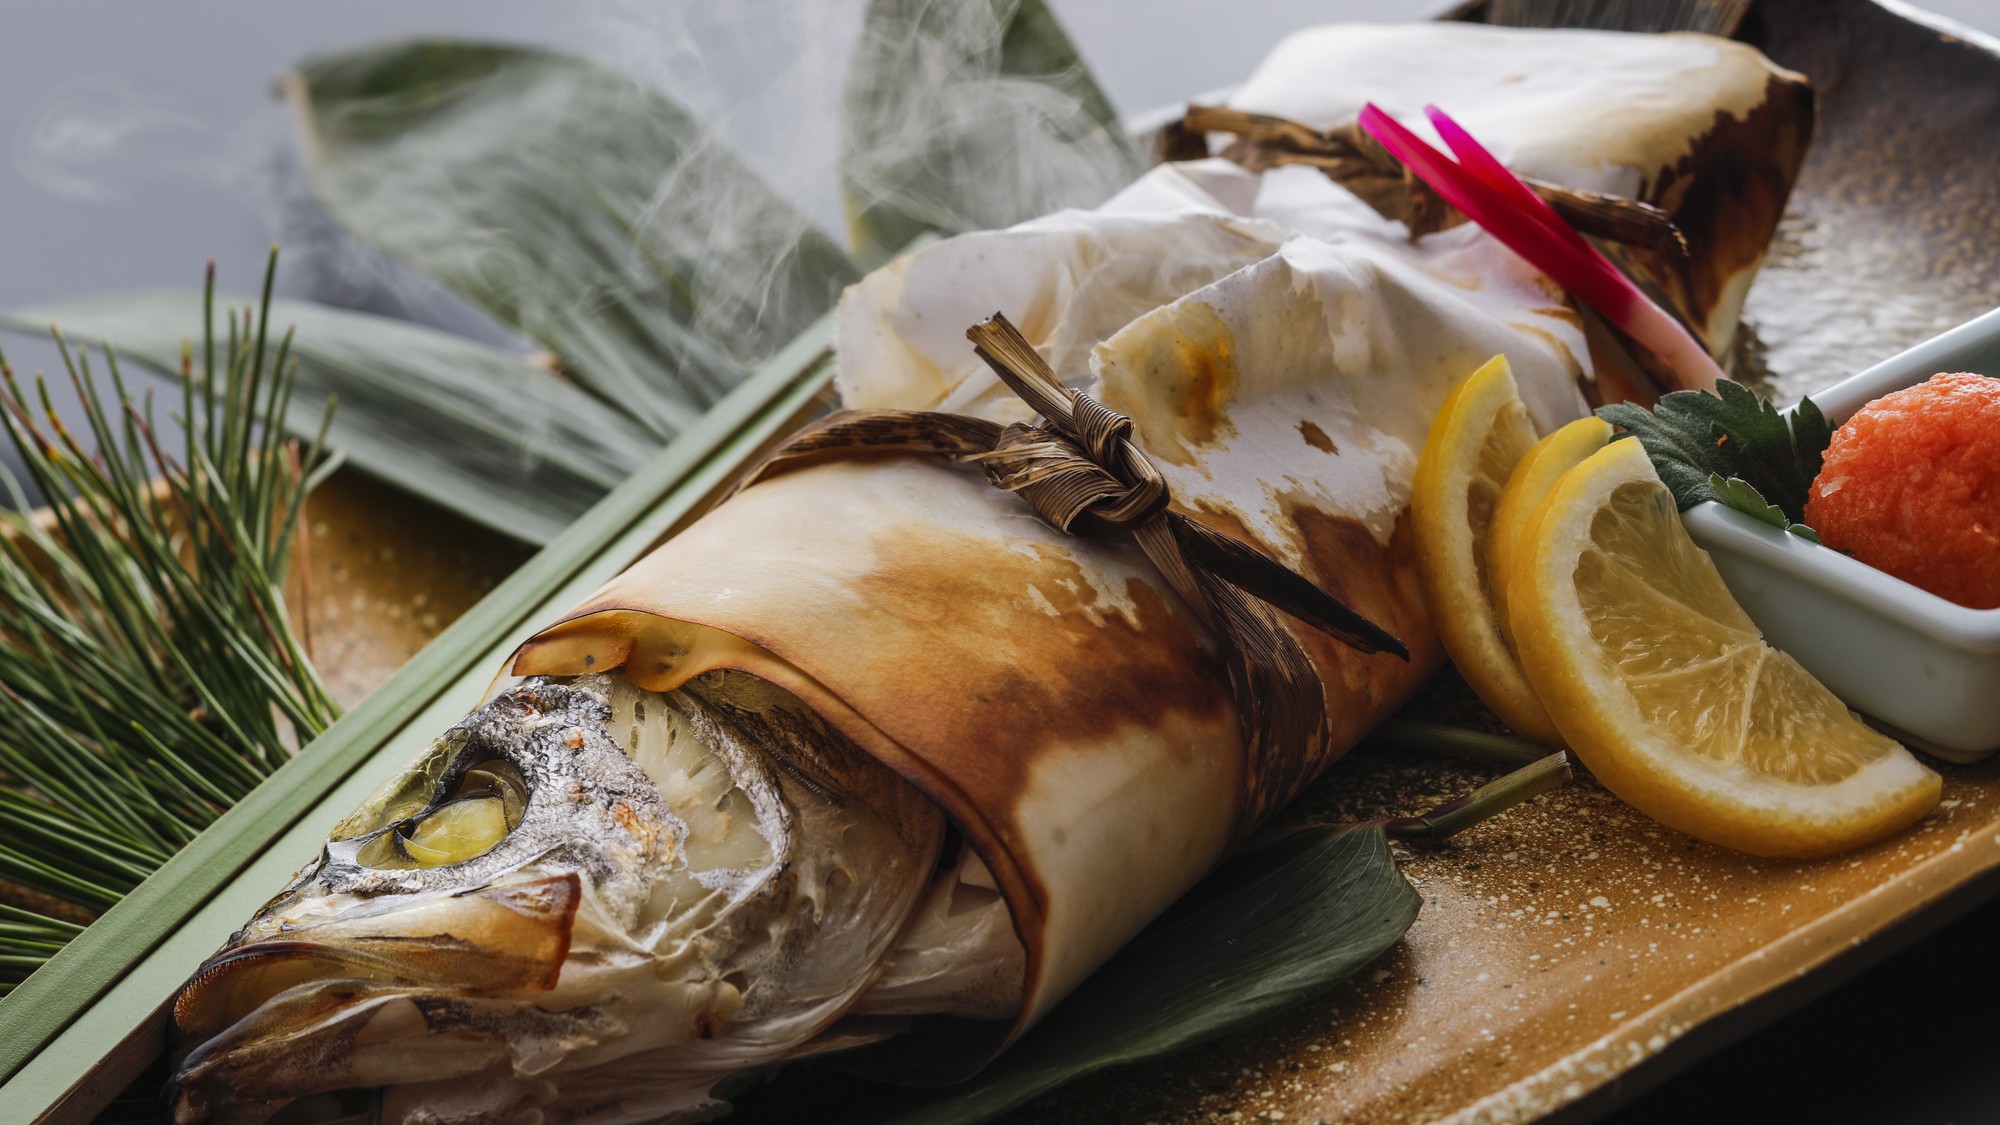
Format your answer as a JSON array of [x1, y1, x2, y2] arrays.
[[1178, 104, 1689, 257]]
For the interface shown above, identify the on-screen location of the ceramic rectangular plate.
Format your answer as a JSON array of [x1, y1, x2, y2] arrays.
[[11, 1, 2000, 1122]]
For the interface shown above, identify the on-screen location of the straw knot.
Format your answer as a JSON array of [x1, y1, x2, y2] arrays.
[[976, 396, 1168, 531]]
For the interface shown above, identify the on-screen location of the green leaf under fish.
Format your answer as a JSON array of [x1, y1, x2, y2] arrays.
[[736, 823, 1419, 1124]]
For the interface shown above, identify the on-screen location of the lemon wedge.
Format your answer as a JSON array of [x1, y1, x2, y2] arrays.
[[1508, 438, 1940, 857], [1412, 355, 1562, 744], [1489, 415, 1612, 644]]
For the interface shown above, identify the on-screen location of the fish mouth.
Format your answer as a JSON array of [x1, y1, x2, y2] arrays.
[[168, 871, 581, 1124]]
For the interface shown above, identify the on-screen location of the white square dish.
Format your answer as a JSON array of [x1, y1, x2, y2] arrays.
[[1681, 306, 2000, 762]]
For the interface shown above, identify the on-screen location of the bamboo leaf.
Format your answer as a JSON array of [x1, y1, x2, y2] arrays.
[[285, 40, 858, 438], [843, 0, 1141, 265], [855, 825, 1419, 1124], [1, 292, 656, 544]]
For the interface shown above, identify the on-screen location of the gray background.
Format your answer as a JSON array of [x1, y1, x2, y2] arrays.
[[5, 1, 2000, 1121], [9, 0, 1994, 322]]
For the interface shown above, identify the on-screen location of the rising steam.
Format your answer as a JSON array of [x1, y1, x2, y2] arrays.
[[840, 0, 1142, 262], [13, 76, 225, 203], [10, 2, 1146, 394]]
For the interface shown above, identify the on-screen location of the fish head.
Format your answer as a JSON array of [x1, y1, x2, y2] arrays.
[[167, 675, 674, 1122], [168, 670, 946, 1124]]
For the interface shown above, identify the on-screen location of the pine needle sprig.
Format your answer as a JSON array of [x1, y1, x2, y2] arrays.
[[0, 251, 339, 997]]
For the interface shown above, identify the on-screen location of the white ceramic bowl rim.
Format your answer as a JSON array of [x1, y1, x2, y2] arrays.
[[1701, 305, 2000, 639], [1690, 304, 2000, 651], [1683, 503, 2000, 650]]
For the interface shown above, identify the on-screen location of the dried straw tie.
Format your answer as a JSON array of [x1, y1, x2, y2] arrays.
[[738, 312, 1409, 832], [1172, 104, 1688, 256]]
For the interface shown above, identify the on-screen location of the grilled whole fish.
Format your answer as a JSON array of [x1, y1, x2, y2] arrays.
[[167, 21, 1814, 1123], [169, 671, 1020, 1123]]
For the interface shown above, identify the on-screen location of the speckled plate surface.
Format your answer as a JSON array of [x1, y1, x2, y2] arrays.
[[982, 735, 2000, 1124], [1732, 0, 2000, 402], [291, 468, 530, 709], [175, 4, 2000, 1123]]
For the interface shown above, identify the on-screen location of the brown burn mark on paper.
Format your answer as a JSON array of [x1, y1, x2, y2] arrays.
[[846, 524, 1234, 821], [1097, 300, 1241, 467], [1290, 505, 1439, 681], [1280, 504, 1441, 802], [832, 521, 1239, 972]]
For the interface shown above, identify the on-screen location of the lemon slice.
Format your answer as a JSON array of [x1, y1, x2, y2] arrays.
[[1412, 355, 1561, 744], [1509, 438, 1940, 857], [1489, 415, 1612, 644]]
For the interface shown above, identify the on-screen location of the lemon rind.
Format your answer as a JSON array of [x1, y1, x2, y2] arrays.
[[1513, 439, 1941, 859], [1489, 415, 1612, 645]]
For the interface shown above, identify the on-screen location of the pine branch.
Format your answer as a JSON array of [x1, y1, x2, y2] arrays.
[[0, 250, 339, 995]]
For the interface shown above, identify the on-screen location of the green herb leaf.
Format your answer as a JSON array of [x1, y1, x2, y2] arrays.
[[1595, 400, 1726, 510], [870, 825, 1418, 1124], [0, 292, 654, 544], [842, 0, 1141, 266], [1596, 378, 1833, 526], [1791, 394, 1832, 491], [287, 40, 858, 439]]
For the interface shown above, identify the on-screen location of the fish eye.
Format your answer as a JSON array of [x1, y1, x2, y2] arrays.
[[354, 759, 528, 870], [329, 737, 457, 843]]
